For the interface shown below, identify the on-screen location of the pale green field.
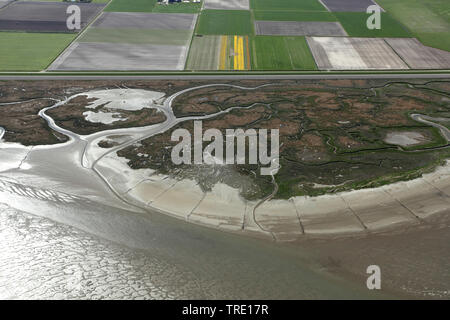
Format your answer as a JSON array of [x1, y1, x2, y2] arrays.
[[251, 36, 317, 70], [0, 32, 76, 71], [377, 0, 450, 51], [186, 35, 221, 70]]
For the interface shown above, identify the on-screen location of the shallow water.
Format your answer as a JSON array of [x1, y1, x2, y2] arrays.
[[0, 180, 391, 300]]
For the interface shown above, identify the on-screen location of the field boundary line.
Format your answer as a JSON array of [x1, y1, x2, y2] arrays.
[[317, 0, 331, 12], [304, 36, 319, 70], [383, 37, 413, 69], [183, 12, 200, 70], [44, 0, 112, 71]]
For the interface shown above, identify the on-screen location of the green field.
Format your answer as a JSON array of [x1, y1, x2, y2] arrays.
[[26, 0, 110, 2], [0, 32, 76, 71], [253, 11, 337, 21], [186, 35, 221, 70], [79, 28, 191, 45], [251, 36, 317, 70], [334, 12, 412, 38], [377, 0, 450, 51], [250, 0, 326, 11], [152, 2, 202, 13], [105, 0, 156, 12], [196, 10, 252, 35]]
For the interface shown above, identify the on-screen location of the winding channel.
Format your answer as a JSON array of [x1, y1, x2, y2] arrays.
[[2, 83, 450, 236], [1, 83, 449, 299]]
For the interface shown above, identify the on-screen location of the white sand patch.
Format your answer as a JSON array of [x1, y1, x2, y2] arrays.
[[105, 135, 133, 144], [127, 175, 177, 204], [83, 111, 128, 124], [190, 183, 246, 230], [383, 179, 450, 219], [84, 89, 165, 111], [254, 200, 303, 241], [292, 195, 365, 234], [423, 162, 450, 197], [341, 188, 415, 229], [384, 131, 428, 147], [95, 152, 155, 195]]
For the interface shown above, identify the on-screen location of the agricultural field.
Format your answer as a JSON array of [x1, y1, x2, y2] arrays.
[[0, 32, 76, 71], [320, 0, 380, 12], [249, 0, 326, 11], [25, 0, 109, 2], [152, 2, 202, 13], [307, 37, 408, 70], [253, 11, 337, 22], [252, 36, 317, 70], [334, 12, 411, 37], [1, 0, 449, 72], [254, 21, 347, 36], [385, 38, 450, 69], [0, 1, 106, 32], [50, 12, 197, 70], [377, 0, 450, 51], [105, 0, 201, 13], [188, 35, 250, 70], [186, 36, 222, 70], [105, 0, 156, 12], [196, 10, 252, 35], [204, 0, 249, 11]]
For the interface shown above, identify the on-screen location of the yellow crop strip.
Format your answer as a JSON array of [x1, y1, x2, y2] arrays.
[[239, 36, 244, 70], [232, 36, 245, 71], [236, 36, 240, 70], [233, 36, 239, 70], [219, 35, 227, 70]]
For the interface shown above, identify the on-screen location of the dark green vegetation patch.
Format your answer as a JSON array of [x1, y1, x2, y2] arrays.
[[250, 0, 327, 11], [118, 81, 450, 200], [152, 2, 202, 13], [105, 0, 156, 12], [251, 36, 317, 70], [0, 32, 76, 71], [334, 12, 411, 38], [253, 11, 337, 22], [196, 10, 253, 35]]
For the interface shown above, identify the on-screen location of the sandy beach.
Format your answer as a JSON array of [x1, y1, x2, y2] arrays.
[[96, 150, 450, 241]]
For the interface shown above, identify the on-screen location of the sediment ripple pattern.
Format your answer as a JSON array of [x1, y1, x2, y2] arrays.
[[0, 204, 206, 300]]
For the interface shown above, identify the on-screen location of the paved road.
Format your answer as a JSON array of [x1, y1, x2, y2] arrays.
[[0, 73, 449, 81]]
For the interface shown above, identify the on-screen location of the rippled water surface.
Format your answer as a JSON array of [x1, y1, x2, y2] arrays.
[[0, 200, 390, 300]]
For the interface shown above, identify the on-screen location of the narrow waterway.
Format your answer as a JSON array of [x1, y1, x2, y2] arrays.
[[0, 83, 448, 299]]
